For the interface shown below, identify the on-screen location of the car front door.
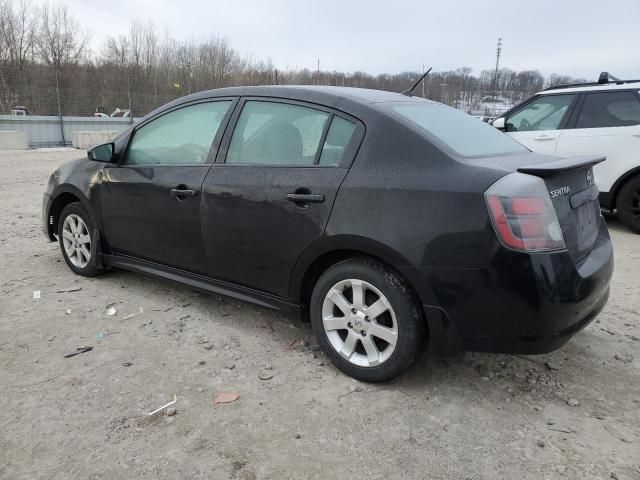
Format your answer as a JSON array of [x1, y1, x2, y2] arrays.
[[201, 99, 363, 297], [503, 93, 578, 155], [100, 99, 235, 273], [555, 90, 640, 194]]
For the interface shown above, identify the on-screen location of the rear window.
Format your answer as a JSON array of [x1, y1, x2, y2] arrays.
[[391, 103, 528, 157]]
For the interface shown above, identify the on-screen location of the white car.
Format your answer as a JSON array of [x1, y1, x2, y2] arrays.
[[492, 73, 640, 233]]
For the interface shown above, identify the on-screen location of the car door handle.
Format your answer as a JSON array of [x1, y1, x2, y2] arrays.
[[533, 135, 557, 141], [286, 193, 325, 203], [171, 188, 198, 197]]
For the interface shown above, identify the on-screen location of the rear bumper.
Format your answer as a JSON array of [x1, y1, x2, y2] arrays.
[[404, 220, 614, 356]]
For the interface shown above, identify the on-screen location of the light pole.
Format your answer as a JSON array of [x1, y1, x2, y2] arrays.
[[440, 83, 447, 104]]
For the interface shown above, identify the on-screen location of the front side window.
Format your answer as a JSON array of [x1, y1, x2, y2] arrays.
[[125, 101, 232, 165], [226, 101, 330, 165], [392, 102, 527, 157], [506, 94, 574, 132], [576, 91, 640, 129]]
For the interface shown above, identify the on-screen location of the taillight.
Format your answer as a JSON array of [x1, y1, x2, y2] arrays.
[[485, 173, 565, 252]]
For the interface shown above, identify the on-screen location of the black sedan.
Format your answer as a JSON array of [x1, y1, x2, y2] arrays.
[[43, 86, 613, 382]]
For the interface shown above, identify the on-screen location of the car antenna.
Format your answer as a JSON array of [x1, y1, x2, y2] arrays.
[[401, 67, 432, 96]]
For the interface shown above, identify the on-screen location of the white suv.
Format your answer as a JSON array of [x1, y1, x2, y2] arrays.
[[492, 73, 640, 233]]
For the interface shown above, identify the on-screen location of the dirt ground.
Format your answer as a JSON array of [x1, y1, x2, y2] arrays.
[[0, 148, 638, 480]]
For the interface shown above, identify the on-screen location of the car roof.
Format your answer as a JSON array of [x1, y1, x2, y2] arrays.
[[539, 81, 640, 95], [176, 85, 426, 106], [145, 85, 430, 124]]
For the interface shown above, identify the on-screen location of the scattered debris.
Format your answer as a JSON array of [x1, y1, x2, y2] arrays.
[[294, 433, 301, 439], [602, 424, 633, 443], [96, 331, 120, 339], [548, 426, 576, 434], [545, 361, 560, 371], [614, 353, 633, 364], [122, 307, 144, 320], [197, 387, 204, 393], [566, 398, 580, 407], [32, 290, 40, 299], [339, 386, 363, 399], [122, 362, 133, 367], [204, 344, 214, 350], [105, 305, 117, 316], [264, 364, 273, 370], [224, 363, 236, 370], [536, 440, 545, 447], [214, 392, 239, 405], [56, 287, 82, 293], [165, 406, 177, 416], [198, 360, 206, 365], [259, 372, 273, 381], [64, 309, 72, 315], [64, 346, 93, 358], [600, 328, 615, 335], [147, 394, 177, 416]]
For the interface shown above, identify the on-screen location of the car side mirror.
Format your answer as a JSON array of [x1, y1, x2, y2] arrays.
[[492, 117, 506, 130], [88, 143, 115, 163]]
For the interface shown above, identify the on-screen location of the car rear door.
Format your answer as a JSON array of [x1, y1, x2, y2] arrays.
[[555, 90, 640, 194], [503, 93, 578, 155], [100, 99, 235, 273], [201, 98, 364, 298]]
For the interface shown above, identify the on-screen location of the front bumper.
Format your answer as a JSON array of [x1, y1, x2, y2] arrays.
[[42, 192, 53, 239], [403, 220, 614, 356]]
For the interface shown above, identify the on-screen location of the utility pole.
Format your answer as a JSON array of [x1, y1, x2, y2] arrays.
[[493, 37, 502, 92]]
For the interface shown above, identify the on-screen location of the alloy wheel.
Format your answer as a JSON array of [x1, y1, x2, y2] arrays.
[[322, 278, 398, 367], [62, 214, 91, 268]]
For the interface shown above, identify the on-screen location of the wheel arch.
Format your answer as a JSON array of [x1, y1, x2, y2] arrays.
[[290, 236, 421, 321], [610, 166, 640, 210], [47, 186, 94, 239]]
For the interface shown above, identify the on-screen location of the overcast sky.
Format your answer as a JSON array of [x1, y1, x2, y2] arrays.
[[65, 0, 640, 80]]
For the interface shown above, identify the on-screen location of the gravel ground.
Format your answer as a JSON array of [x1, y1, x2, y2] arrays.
[[0, 148, 638, 480]]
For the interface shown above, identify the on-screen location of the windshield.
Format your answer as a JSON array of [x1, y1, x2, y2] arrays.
[[390, 102, 528, 157]]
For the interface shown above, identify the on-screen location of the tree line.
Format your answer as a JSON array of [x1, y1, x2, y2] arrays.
[[0, 0, 588, 116]]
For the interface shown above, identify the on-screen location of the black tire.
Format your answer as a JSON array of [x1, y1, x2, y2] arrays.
[[310, 257, 425, 383], [57, 202, 102, 277], [617, 175, 640, 234]]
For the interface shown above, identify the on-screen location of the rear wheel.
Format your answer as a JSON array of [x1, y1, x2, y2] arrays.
[[617, 175, 640, 234], [310, 258, 425, 382], [58, 202, 102, 276]]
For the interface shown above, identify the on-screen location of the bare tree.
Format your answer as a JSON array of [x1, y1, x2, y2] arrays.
[[37, 2, 87, 66]]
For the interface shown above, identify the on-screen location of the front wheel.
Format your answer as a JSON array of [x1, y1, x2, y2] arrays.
[[58, 202, 102, 277], [617, 175, 640, 234], [310, 258, 425, 382]]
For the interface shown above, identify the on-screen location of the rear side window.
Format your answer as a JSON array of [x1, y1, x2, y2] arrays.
[[226, 101, 330, 165], [319, 116, 357, 166], [125, 101, 231, 165], [576, 91, 640, 128], [505, 94, 575, 132], [392, 103, 527, 157]]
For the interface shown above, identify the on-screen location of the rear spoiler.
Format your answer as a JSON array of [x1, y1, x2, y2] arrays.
[[517, 155, 606, 178]]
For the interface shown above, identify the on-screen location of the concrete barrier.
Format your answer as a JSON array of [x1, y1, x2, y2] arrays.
[[0, 131, 29, 150], [71, 131, 120, 150]]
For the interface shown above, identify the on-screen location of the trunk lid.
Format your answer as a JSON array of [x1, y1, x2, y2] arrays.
[[517, 155, 605, 262]]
